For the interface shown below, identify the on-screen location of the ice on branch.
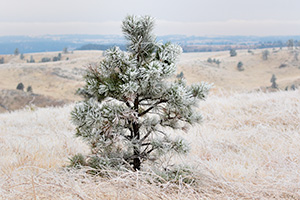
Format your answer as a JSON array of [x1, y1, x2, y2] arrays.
[[71, 15, 212, 171]]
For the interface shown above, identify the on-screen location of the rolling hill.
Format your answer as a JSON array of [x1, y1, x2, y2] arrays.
[[0, 47, 300, 199]]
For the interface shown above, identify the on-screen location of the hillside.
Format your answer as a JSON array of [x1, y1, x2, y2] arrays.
[[0, 90, 299, 199], [0, 51, 103, 112], [1, 47, 300, 199], [0, 48, 299, 113], [177, 48, 300, 91]]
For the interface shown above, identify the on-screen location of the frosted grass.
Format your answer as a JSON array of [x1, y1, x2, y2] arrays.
[[1, 90, 299, 199]]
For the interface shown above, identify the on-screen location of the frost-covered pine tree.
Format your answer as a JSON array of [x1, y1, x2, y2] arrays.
[[71, 15, 211, 171]]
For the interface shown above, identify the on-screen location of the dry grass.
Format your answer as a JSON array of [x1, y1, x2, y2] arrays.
[[1, 89, 300, 199], [0, 51, 104, 101], [1, 48, 300, 106], [178, 48, 300, 92]]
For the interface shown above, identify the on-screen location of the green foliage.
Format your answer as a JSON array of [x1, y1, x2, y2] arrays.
[[52, 53, 62, 62], [262, 50, 270, 60], [0, 57, 4, 64], [287, 39, 294, 50], [27, 86, 33, 93], [176, 71, 184, 79], [16, 82, 24, 91], [237, 61, 244, 71], [291, 84, 296, 90], [153, 165, 195, 184], [14, 48, 19, 56], [207, 58, 221, 65], [69, 153, 87, 168], [41, 57, 51, 62], [230, 49, 237, 57], [270, 74, 278, 89], [20, 53, 24, 60], [63, 47, 68, 54], [71, 15, 211, 171], [27, 55, 35, 63]]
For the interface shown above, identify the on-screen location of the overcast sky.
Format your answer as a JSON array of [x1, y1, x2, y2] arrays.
[[1, 0, 300, 36]]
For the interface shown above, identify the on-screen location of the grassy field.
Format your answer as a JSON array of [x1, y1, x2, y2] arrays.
[[0, 48, 300, 199], [1, 89, 299, 199]]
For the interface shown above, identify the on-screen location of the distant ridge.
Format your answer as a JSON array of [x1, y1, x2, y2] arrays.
[[1, 34, 300, 54], [76, 44, 127, 51]]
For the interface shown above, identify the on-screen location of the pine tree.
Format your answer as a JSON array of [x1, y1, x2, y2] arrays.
[[20, 53, 24, 60], [27, 55, 35, 63], [27, 85, 33, 93], [230, 49, 237, 57], [237, 61, 244, 71], [71, 15, 211, 171], [16, 82, 24, 91], [287, 39, 294, 50], [63, 47, 68, 54], [14, 48, 19, 56], [262, 50, 270, 60], [270, 74, 278, 89]]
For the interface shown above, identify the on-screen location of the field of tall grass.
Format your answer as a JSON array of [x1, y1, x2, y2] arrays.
[[1, 89, 299, 199]]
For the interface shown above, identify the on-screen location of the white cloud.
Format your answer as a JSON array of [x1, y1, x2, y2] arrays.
[[156, 20, 300, 36], [1, 20, 300, 36], [0, 21, 122, 36]]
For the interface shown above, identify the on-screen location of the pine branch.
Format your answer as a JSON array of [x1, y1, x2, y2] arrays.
[[138, 99, 167, 117], [140, 130, 152, 143]]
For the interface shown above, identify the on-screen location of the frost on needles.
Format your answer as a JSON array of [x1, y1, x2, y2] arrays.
[[71, 15, 212, 171]]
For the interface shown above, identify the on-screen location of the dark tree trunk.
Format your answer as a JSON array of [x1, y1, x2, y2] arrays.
[[133, 96, 141, 171]]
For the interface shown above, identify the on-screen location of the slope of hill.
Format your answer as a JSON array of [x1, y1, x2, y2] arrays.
[[0, 89, 66, 112], [177, 48, 300, 91], [1, 48, 300, 113], [0, 50, 104, 113], [0, 89, 299, 199]]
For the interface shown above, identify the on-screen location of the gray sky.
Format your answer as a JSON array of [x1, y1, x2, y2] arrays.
[[1, 0, 300, 36]]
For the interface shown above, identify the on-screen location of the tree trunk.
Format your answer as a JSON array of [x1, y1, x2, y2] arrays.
[[133, 96, 141, 170]]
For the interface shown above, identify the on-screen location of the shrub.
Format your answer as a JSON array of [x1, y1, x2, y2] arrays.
[[20, 53, 24, 60], [52, 53, 61, 62], [27, 56, 35, 63], [270, 74, 278, 89], [230, 49, 237, 57], [41, 57, 51, 62], [215, 59, 221, 65], [291, 84, 296, 90], [52, 53, 62, 62], [176, 71, 184, 79], [237, 61, 244, 71], [27, 86, 33, 93], [287, 39, 294, 50], [16, 83, 24, 91], [14, 48, 19, 56], [0, 57, 4, 64], [207, 58, 220, 65], [262, 50, 270, 60], [279, 64, 287, 68], [71, 15, 211, 171], [63, 47, 68, 54]]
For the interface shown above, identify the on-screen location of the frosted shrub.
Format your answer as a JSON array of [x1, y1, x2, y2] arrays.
[[71, 15, 211, 171]]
